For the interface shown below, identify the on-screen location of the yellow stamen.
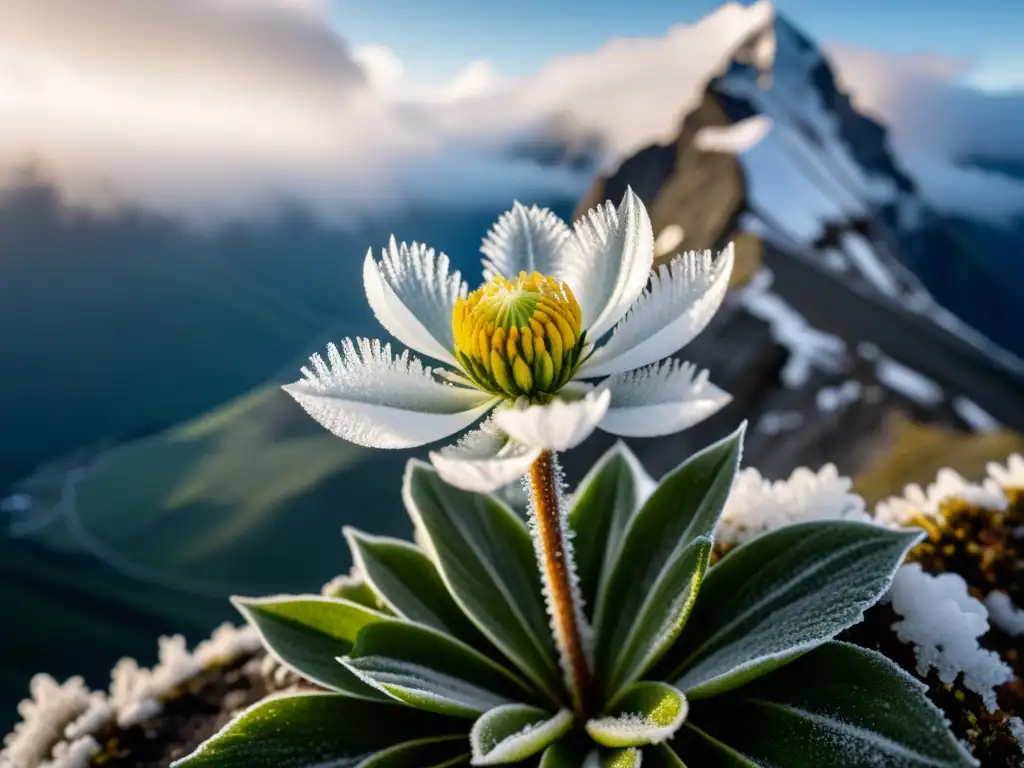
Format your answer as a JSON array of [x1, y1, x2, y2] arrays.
[[453, 271, 585, 399]]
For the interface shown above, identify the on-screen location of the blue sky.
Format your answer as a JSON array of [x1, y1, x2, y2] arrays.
[[332, 0, 1024, 91]]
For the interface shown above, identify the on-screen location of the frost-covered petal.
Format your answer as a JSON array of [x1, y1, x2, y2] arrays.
[[283, 338, 497, 449], [493, 389, 611, 451], [429, 420, 542, 493], [598, 360, 731, 438], [480, 202, 583, 289], [364, 238, 467, 366], [578, 244, 734, 378], [572, 188, 655, 340]]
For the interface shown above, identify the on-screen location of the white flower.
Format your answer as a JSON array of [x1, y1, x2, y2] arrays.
[[284, 189, 734, 492]]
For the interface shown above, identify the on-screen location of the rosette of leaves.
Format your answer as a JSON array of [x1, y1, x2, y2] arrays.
[[175, 432, 975, 767]]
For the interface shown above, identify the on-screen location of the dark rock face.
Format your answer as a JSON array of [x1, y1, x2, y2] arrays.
[[577, 90, 745, 255]]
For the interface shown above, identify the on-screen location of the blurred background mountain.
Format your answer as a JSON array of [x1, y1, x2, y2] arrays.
[[1, 0, 1022, 729]]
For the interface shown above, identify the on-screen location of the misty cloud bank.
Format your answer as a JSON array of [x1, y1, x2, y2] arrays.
[[1, 0, 1021, 226]]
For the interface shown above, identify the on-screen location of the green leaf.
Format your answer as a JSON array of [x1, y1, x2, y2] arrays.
[[594, 426, 744, 697], [539, 740, 590, 767], [586, 682, 688, 748], [344, 528, 486, 646], [171, 692, 463, 767], [403, 460, 562, 705], [356, 736, 469, 767], [470, 704, 574, 765], [664, 521, 922, 698], [681, 642, 976, 767], [569, 442, 653, 620], [340, 619, 531, 718], [233, 595, 390, 698], [323, 576, 390, 612], [609, 536, 712, 696]]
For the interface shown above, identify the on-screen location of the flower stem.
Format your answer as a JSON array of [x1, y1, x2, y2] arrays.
[[527, 450, 593, 716]]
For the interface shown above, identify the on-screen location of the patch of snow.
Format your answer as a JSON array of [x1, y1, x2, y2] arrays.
[[653, 224, 685, 258], [840, 231, 902, 298], [953, 396, 1001, 433], [63, 695, 112, 742], [986, 454, 1024, 489], [816, 380, 862, 412], [984, 592, 1024, 637], [694, 115, 773, 154], [756, 410, 804, 435], [37, 737, 100, 768], [2, 620, 264, 768], [734, 268, 847, 388], [886, 563, 1012, 712], [821, 249, 849, 273], [0, 676, 91, 768], [857, 342, 943, 407], [193, 623, 261, 669], [1007, 717, 1024, 751], [876, 468, 1008, 527], [717, 463, 870, 546]]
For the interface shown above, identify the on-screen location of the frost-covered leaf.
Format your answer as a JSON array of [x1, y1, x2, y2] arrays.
[[232, 596, 390, 699], [663, 521, 922, 698], [345, 528, 487, 648], [470, 705, 573, 765], [403, 461, 562, 705], [594, 426, 743, 698], [322, 575, 390, 612], [586, 682, 688, 748], [356, 736, 469, 767], [172, 692, 462, 767], [679, 642, 976, 767], [568, 442, 654, 619], [606, 536, 711, 696], [340, 619, 530, 718]]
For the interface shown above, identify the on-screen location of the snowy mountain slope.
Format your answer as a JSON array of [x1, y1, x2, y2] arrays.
[[516, 3, 1021, 369], [558, 3, 1024, 480]]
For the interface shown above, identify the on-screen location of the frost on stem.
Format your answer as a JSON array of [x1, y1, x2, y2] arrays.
[[524, 451, 593, 714]]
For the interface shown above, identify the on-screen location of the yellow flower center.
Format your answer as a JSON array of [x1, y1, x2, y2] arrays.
[[452, 271, 585, 399]]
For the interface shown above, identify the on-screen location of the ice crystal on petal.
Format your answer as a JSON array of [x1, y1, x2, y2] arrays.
[[582, 247, 732, 377], [603, 359, 726, 408], [886, 563, 1013, 712], [716, 464, 871, 546], [480, 203, 582, 290], [372, 239, 468, 354], [299, 338, 482, 413]]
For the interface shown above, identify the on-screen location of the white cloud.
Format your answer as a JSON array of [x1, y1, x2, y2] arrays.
[[352, 44, 405, 95], [442, 60, 501, 101], [823, 42, 1024, 222], [0, 0, 586, 225], [2, 0, 1020, 228]]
